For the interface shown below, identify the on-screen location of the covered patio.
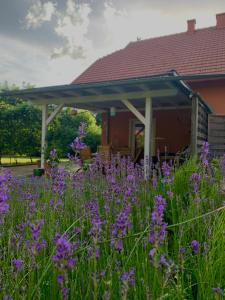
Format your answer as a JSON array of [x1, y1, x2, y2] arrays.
[[2, 72, 211, 178]]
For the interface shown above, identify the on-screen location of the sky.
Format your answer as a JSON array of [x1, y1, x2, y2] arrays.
[[1, 0, 225, 88]]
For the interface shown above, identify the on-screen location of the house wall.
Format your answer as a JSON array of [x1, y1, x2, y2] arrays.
[[189, 79, 225, 115], [102, 108, 191, 154]]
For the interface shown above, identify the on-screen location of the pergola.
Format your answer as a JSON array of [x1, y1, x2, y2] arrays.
[[1, 72, 212, 178]]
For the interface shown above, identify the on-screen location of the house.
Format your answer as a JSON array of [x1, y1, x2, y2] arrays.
[[72, 13, 225, 159], [1, 12, 225, 177]]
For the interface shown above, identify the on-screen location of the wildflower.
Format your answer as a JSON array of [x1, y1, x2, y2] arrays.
[[212, 287, 224, 296], [53, 234, 72, 265], [30, 219, 44, 241], [190, 172, 201, 193], [111, 205, 132, 252], [121, 268, 135, 287], [62, 287, 69, 299], [127, 174, 135, 183], [78, 122, 87, 137], [179, 247, 186, 254], [220, 154, 225, 178], [121, 268, 135, 299], [162, 161, 174, 184], [149, 195, 167, 247], [0, 171, 11, 219], [50, 148, 57, 160], [162, 161, 171, 177], [191, 240, 200, 254], [12, 258, 24, 271], [57, 274, 64, 286], [167, 190, 174, 199], [27, 219, 47, 256], [70, 137, 85, 151], [159, 255, 168, 267], [149, 248, 156, 259], [200, 141, 209, 167]]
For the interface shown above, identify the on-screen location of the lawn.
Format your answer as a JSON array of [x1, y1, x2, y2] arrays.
[[0, 156, 69, 165], [0, 156, 39, 165], [0, 143, 224, 299]]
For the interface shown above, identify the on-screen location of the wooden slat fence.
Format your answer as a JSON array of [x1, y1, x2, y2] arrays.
[[197, 100, 208, 153], [208, 115, 225, 157]]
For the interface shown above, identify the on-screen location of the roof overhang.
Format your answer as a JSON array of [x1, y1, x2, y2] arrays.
[[0, 71, 215, 113]]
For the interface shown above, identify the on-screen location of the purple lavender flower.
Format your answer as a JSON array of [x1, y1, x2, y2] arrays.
[[149, 248, 156, 259], [70, 137, 86, 151], [27, 219, 47, 255], [200, 141, 209, 167], [167, 191, 174, 199], [30, 219, 44, 240], [212, 287, 224, 296], [50, 148, 58, 160], [191, 240, 200, 254], [0, 171, 11, 219], [62, 287, 69, 300], [127, 174, 135, 183], [191, 172, 201, 193], [161, 161, 174, 184], [149, 195, 167, 247], [12, 258, 24, 271], [179, 247, 186, 254], [220, 154, 225, 178], [121, 268, 135, 287], [57, 274, 64, 286], [78, 122, 87, 137], [53, 234, 72, 263], [111, 205, 132, 251]]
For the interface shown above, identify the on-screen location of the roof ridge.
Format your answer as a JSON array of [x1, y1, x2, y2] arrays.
[[127, 25, 217, 46]]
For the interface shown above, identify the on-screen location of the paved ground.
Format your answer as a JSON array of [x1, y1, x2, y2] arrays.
[[1, 162, 80, 177]]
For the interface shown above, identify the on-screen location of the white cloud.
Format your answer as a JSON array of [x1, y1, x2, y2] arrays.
[[25, 1, 56, 29], [2, 1, 225, 87], [0, 34, 90, 87], [52, 0, 92, 59]]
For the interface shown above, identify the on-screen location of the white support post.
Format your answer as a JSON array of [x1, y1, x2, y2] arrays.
[[144, 97, 152, 180], [41, 104, 48, 169]]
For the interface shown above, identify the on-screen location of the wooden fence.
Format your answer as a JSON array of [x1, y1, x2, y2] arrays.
[[208, 115, 225, 157]]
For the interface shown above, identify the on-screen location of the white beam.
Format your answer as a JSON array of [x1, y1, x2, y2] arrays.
[[41, 104, 48, 169], [32, 89, 178, 105], [144, 97, 152, 179], [46, 103, 64, 126], [122, 99, 146, 125]]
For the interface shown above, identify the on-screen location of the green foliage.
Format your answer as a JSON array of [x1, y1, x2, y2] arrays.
[[47, 109, 101, 157], [0, 82, 101, 160], [0, 103, 41, 159]]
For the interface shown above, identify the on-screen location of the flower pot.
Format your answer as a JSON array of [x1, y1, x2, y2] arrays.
[[33, 168, 45, 176]]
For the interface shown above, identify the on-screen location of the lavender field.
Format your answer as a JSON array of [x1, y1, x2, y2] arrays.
[[0, 142, 225, 299]]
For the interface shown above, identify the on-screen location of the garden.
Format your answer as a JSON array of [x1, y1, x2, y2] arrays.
[[0, 123, 224, 299]]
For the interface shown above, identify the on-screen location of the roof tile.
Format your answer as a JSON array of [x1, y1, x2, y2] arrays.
[[73, 26, 225, 84]]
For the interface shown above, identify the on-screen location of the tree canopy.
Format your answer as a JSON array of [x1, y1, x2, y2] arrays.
[[0, 83, 101, 161]]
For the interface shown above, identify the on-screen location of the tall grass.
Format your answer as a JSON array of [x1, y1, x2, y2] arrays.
[[0, 152, 224, 299]]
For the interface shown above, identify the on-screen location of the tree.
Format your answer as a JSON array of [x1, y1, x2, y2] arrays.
[[47, 109, 101, 157]]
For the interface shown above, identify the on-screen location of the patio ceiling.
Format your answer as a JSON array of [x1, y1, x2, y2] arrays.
[[1, 71, 215, 112], [1, 72, 194, 111]]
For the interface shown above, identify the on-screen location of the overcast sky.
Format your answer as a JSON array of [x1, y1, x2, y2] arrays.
[[1, 0, 225, 87]]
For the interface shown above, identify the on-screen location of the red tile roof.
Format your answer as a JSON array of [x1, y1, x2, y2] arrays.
[[72, 26, 225, 84]]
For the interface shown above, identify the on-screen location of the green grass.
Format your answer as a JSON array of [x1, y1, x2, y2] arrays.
[[0, 156, 224, 299], [0, 157, 69, 165], [0, 156, 39, 165]]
